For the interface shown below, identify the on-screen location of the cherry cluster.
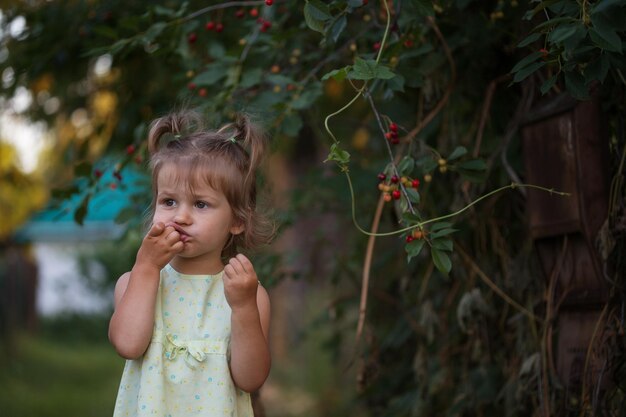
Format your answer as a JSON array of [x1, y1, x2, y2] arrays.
[[385, 122, 399, 144], [377, 173, 420, 202]]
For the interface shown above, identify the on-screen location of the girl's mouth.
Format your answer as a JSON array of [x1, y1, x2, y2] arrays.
[[167, 223, 190, 242]]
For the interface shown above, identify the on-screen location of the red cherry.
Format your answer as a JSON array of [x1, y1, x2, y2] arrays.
[[385, 132, 393, 140], [391, 175, 399, 184], [109, 182, 117, 190], [362, 0, 368, 4], [198, 88, 208, 97], [94, 169, 103, 179], [205, 21, 215, 31], [373, 42, 381, 51], [215, 23, 224, 32], [377, 173, 386, 181], [403, 39, 414, 48], [235, 9, 245, 18], [389, 122, 398, 132], [187, 33, 197, 44], [265, 0, 274, 5], [187, 82, 196, 90], [406, 235, 414, 243], [260, 20, 272, 31], [390, 131, 398, 139], [391, 138, 400, 145], [126, 144, 136, 155], [412, 179, 420, 188], [392, 190, 401, 200], [250, 8, 259, 17]]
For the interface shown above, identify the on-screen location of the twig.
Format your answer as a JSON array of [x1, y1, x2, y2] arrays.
[[182, 1, 268, 22], [355, 194, 386, 344], [403, 16, 456, 144], [456, 243, 543, 324]]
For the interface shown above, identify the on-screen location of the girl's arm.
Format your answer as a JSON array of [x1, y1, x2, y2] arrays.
[[108, 223, 183, 359], [224, 254, 271, 393]]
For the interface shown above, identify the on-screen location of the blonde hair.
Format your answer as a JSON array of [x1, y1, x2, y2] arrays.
[[146, 110, 274, 258]]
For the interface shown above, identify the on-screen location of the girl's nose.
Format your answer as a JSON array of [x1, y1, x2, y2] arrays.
[[173, 206, 192, 224]]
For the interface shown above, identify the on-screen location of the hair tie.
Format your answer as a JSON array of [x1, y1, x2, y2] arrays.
[[174, 134, 181, 139], [228, 136, 237, 143]]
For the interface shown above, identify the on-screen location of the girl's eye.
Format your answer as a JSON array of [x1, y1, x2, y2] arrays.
[[163, 199, 175, 207], [195, 201, 208, 209]]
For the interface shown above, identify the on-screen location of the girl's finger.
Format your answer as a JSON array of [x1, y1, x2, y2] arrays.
[[148, 222, 165, 237], [235, 254, 252, 273], [224, 264, 235, 279], [164, 227, 180, 243], [228, 257, 244, 275]]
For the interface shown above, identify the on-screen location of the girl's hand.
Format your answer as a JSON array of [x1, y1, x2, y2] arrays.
[[223, 254, 259, 310], [135, 222, 184, 271]]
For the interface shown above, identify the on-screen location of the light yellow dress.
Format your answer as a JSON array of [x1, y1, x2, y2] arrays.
[[113, 264, 253, 417]]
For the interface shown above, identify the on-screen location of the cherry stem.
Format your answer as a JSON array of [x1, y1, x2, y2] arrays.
[[346, 180, 570, 238]]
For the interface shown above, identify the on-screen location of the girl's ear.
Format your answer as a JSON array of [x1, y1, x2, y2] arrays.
[[230, 221, 245, 235]]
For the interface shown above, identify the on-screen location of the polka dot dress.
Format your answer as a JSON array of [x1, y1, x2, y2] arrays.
[[113, 264, 253, 417]]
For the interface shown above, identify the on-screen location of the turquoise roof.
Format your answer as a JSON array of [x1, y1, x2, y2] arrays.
[[15, 161, 150, 242]]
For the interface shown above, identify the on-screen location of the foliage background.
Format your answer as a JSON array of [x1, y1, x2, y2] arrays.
[[1, 0, 625, 416]]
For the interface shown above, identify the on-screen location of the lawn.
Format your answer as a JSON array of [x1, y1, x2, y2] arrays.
[[0, 329, 124, 417]]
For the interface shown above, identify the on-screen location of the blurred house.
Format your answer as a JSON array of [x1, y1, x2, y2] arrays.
[[12, 163, 148, 317]]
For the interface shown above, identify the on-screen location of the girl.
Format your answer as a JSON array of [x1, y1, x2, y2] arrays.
[[109, 110, 274, 416]]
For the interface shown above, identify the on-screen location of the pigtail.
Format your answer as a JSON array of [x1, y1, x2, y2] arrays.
[[147, 111, 203, 155]]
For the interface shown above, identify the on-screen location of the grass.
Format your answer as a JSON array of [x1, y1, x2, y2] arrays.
[[0, 290, 363, 417], [0, 323, 124, 417]]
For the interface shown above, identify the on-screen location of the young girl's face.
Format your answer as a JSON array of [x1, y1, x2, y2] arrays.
[[152, 163, 243, 265]]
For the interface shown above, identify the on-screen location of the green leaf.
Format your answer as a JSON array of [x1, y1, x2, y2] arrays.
[[531, 16, 577, 31], [540, 74, 558, 95], [328, 15, 347, 43], [325, 142, 350, 164], [592, 0, 626, 14], [523, 0, 564, 20], [208, 42, 226, 59], [402, 212, 421, 224], [406, 0, 434, 17], [386, 74, 405, 92], [348, 0, 365, 7], [431, 238, 454, 252], [349, 58, 396, 80], [73, 194, 91, 226], [192, 61, 232, 86], [281, 112, 303, 136], [406, 239, 426, 263], [585, 54, 610, 84], [405, 188, 420, 204], [589, 27, 622, 53], [431, 248, 452, 274], [240, 68, 263, 88], [517, 32, 542, 48], [547, 24, 578, 44], [512, 61, 545, 83], [457, 159, 487, 171], [322, 67, 350, 81], [304, 0, 331, 34], [510, 51, 543, 73], [429, 228, 458, 239], [564, 71, 589, 100], [143, 22, 168, 43], [398, 156, 415, 175], [448, 146, 467, 161], [291, 85, 323, 110], [430, 222, 454, 232]]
